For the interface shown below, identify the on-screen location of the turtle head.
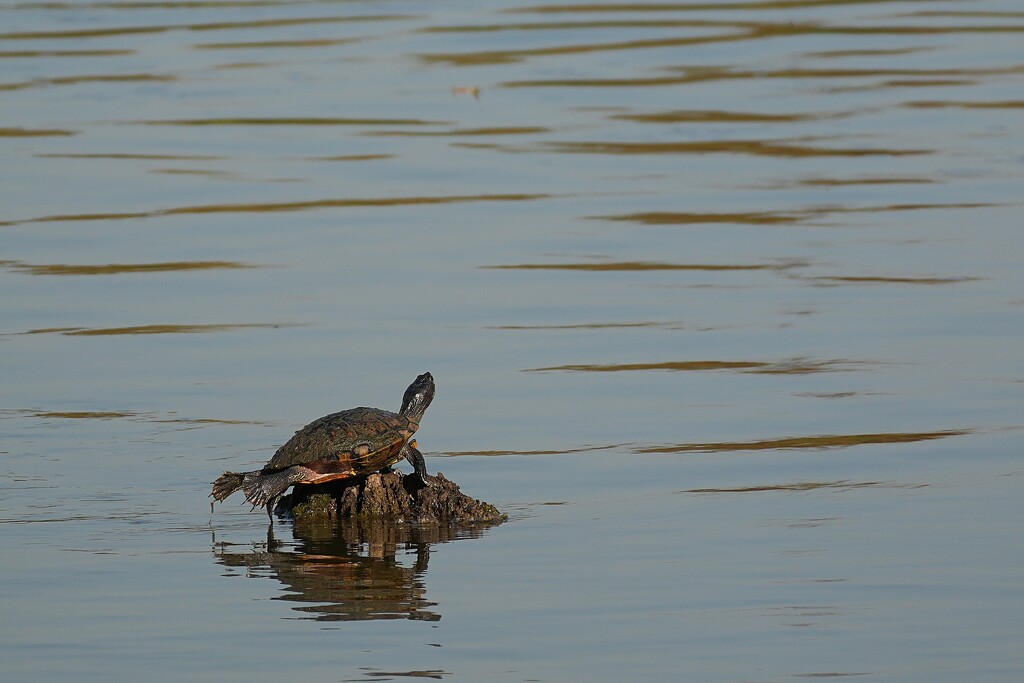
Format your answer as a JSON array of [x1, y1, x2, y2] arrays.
[[400, 372, 435, 423]]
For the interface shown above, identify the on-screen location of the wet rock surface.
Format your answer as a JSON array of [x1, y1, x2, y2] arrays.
[[277, 471, 505, 525]]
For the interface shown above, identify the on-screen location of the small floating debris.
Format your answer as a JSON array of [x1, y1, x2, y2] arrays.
[[451, 85, 480, 99]]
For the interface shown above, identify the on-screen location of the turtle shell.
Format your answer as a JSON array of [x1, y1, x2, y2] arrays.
[[262, 407, 417, 477]]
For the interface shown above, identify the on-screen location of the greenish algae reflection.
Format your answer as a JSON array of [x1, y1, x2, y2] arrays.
[[803, 275, 980, 286], [150, 168, 234, 177], [488, 321, 687, 330], [417, 32, 751, 66], [134, 117, 450, 126], [31, 411, 138, 420], [537, 140, 929, 157], [804, 46, 936, 59], [504, 1, 970, 13], [421, 19, 769, 32], [504, 64, 1024, 88], [193, 37, 359, 49], [528, 361, 769, 372], [637, 430, 970, 453], [35, 153, 225, 160], [593, 210, 810, 225], [0, 49, 136, 58], [23, 323, 299, 336], [17, 0, 361, 7], [364, 126, 550, 137], [904, 99, 1024, 109], [8, 408, 270, 426], [784, 177, 937, 187], [524, 358, 864, 374], [2, 260, 259, 276], [301, 153, 394, 162], [591, 202, 990, 225], [429, 24, 1024, 67], [0, 127, 76, 137], [611, 109, 827, 123], [0, 73, 176, 92], [685, 481, 928, 493], [13, 193, 551, 225], [0, 15, 414, 41], [438, 444, 622, 457], [484, 261, 801, 272]]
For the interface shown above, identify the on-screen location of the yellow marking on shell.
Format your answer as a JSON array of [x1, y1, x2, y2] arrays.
[[311, 470, 357, 484]]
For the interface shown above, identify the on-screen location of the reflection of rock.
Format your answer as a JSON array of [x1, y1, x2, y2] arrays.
[[211, 477, 503, 622], [213, 515, 501, 622], [279, 471, 506, 525]]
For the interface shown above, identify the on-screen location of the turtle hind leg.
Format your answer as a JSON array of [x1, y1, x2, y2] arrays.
[[211, 471, 247, 502], [265, 494, 283, 522], [241, 466, 316, 512]]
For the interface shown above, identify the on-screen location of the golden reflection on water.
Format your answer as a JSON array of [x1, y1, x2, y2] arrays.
[[134, 117, 450, 126], [502, 63, 1024, 88], [904, 99, 1024, 109], [6, 408, 270, 426], [594, 210, 808, 225], [30, 410, 138, 420], [0, 48, 136, 57], [35, 152, 225, 160], [636, 430, 970, 453], [524, 358, 867, 373], [802, 275, 981, 286], [537, 139, 930, 157], [23, 323, 298, 336], [485, 261, 801, 271], [0, 73, 176, 92], [611, 109, 828, 123], [488, 321, 687, 330], [193, 37, 360, 49], [0, 15, 411, 41], [365, 126, 550, 137], [12, 193, 550, 225], [595, 201, 992, 224], [782, 177, 936, 187], [2, 260, 258, 275], [440, 429, 970, 458], [0, 127, 76, 137], [439, 444, 621, 457], [684, 480, 928, 493], [417, 15, 1024, 67]]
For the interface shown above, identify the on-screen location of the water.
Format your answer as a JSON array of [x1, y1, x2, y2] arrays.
[[2, 0, 1022, 680]]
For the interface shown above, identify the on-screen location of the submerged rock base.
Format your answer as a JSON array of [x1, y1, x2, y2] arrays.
[[277, 471, 505, 525]]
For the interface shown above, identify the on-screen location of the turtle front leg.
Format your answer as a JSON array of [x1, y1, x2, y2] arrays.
[[402, 440, 434, 486]]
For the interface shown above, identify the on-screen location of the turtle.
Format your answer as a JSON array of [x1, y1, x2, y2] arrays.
[[211, 372, 435, 521]]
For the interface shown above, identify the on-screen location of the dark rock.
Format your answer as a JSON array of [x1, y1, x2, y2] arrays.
[[278, 471, 505, 525]]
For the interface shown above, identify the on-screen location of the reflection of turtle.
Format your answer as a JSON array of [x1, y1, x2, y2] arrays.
[[211, 372, 435, 520]]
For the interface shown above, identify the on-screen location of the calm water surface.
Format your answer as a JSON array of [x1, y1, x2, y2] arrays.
[[1, 0, 1022, 680]]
